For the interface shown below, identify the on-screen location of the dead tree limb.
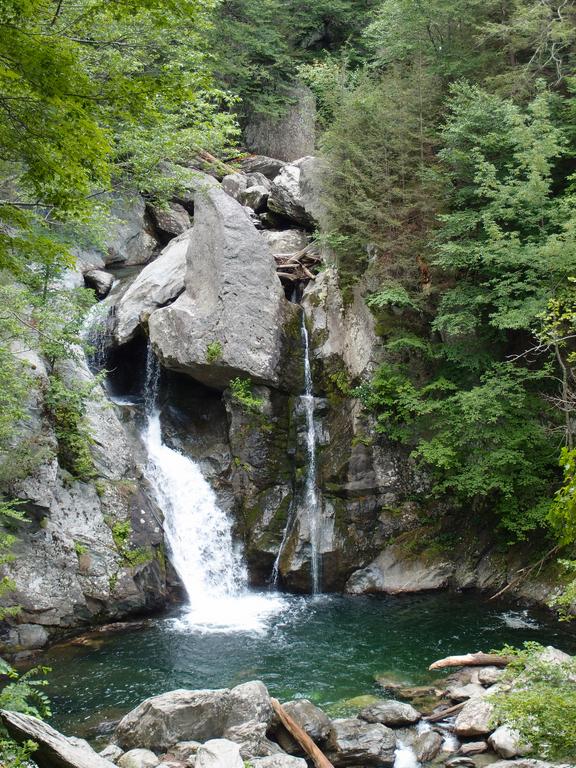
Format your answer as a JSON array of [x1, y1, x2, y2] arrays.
[[429, 652, 512, 671], [271, 698, 335, 768]]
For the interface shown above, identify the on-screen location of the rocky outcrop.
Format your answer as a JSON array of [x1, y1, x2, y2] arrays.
[[148, 187, 301, 391], [0, 349, 168, 651], [244, 84, 316, 163], [346, 546, 454, 595], [104, 192, 159, 267], [326, 718, 396, 767]]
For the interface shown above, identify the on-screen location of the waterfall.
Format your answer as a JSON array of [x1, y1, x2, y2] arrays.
[[141, 346, 284, 632], [272, 310, 322, 594], [81, 301, 112, 372], [301, 316, 321, 594]]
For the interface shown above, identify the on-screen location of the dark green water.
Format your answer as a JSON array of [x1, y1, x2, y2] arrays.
[[42, 592, 576, 739]]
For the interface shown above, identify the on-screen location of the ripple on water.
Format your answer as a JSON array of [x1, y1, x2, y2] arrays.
[[39, 591, 576, 739]]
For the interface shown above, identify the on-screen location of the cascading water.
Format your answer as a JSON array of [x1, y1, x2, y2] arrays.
[[141, 346, 284, 632], [272, 309, 322, 594], [301, 316, 321, 594]]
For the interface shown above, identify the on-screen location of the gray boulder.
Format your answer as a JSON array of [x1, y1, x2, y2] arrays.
[[148, 202, 191, 240], [327, 718, 396, 767], [105, 193, 158, 267], [445, 683, 486, 702], [195, 740, 243, 768], [0, 710, 116, 768], [241, 156, 285, 180], [170, 743, 201, 762], [222, 173, 248, 201], [115, 689, 230, 751], [117, 750, 159, 768], [359, 699, 421, 727], [250, 757, 307, 768], [99, 745, 124, 763], [478, 666, 505, 685], [346, 546, 454, 595], [459, 741, 487, 755], [489, 725, 530, 758], [114, 229, 189, 345], [115, 682, 273, 753], [149, 186, 299, 390], [85, 269, 114, 299], [243, 184, 269, 213], [490, 762, 573, 768], [413, 730, 443, 761], [281, 699, 333, 743], [454, 698, 495, 737], [268, 157, 320, 227]]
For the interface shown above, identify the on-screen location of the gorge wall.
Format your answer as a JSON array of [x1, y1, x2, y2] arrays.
[[0, 151, 563, 654]]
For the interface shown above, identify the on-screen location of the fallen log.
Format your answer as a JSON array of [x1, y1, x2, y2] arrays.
[[424, 701, 466, 722], [429, 652, 512, 671], [271, 698, 335, 768]]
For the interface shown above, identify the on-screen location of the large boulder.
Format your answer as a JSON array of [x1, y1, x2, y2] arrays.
[[85, 269, 114, 299], [359, 700, 421, 727], [105, 193, 159, 267], [241, 156, 285, 180], [326, 718, 396, 767], [267, 157, 322, 228], [114, 682, 273, 753], [148, 186, 300, 390], [454, 698, 495, 737], [260, 230, 310, 258], [0, 710, 116, 768], [148, 202, 191, 242], [114, 229, 190, 345], [488, 725, 530, 759], [281, 699, 333, 743]]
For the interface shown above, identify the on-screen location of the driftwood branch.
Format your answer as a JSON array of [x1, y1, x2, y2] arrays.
[[429, 652, 512, 671], [275, 243, 322, 284], [423, 701, 466, 722], [271, 698, 334, 768]]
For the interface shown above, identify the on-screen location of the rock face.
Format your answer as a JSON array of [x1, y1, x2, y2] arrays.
[[114, 229, 190, 345], [346, 546, 454, 595], [0, 710, 116, 768], [0, 349, 168, 650], [148, 186, 300, 391], [244, 84, 316, 162]]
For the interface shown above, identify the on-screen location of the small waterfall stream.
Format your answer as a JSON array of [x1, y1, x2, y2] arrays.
[[141, 346, 284, 631], [272, 309, 322, 594], [301, 317, 321, 594]]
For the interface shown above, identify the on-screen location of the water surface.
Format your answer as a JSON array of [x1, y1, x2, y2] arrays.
[[42, 591, 576, 739]]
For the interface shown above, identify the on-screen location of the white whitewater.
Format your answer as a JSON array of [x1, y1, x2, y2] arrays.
[[142, 347, 284, 632], [301, 317, 321, 594]]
